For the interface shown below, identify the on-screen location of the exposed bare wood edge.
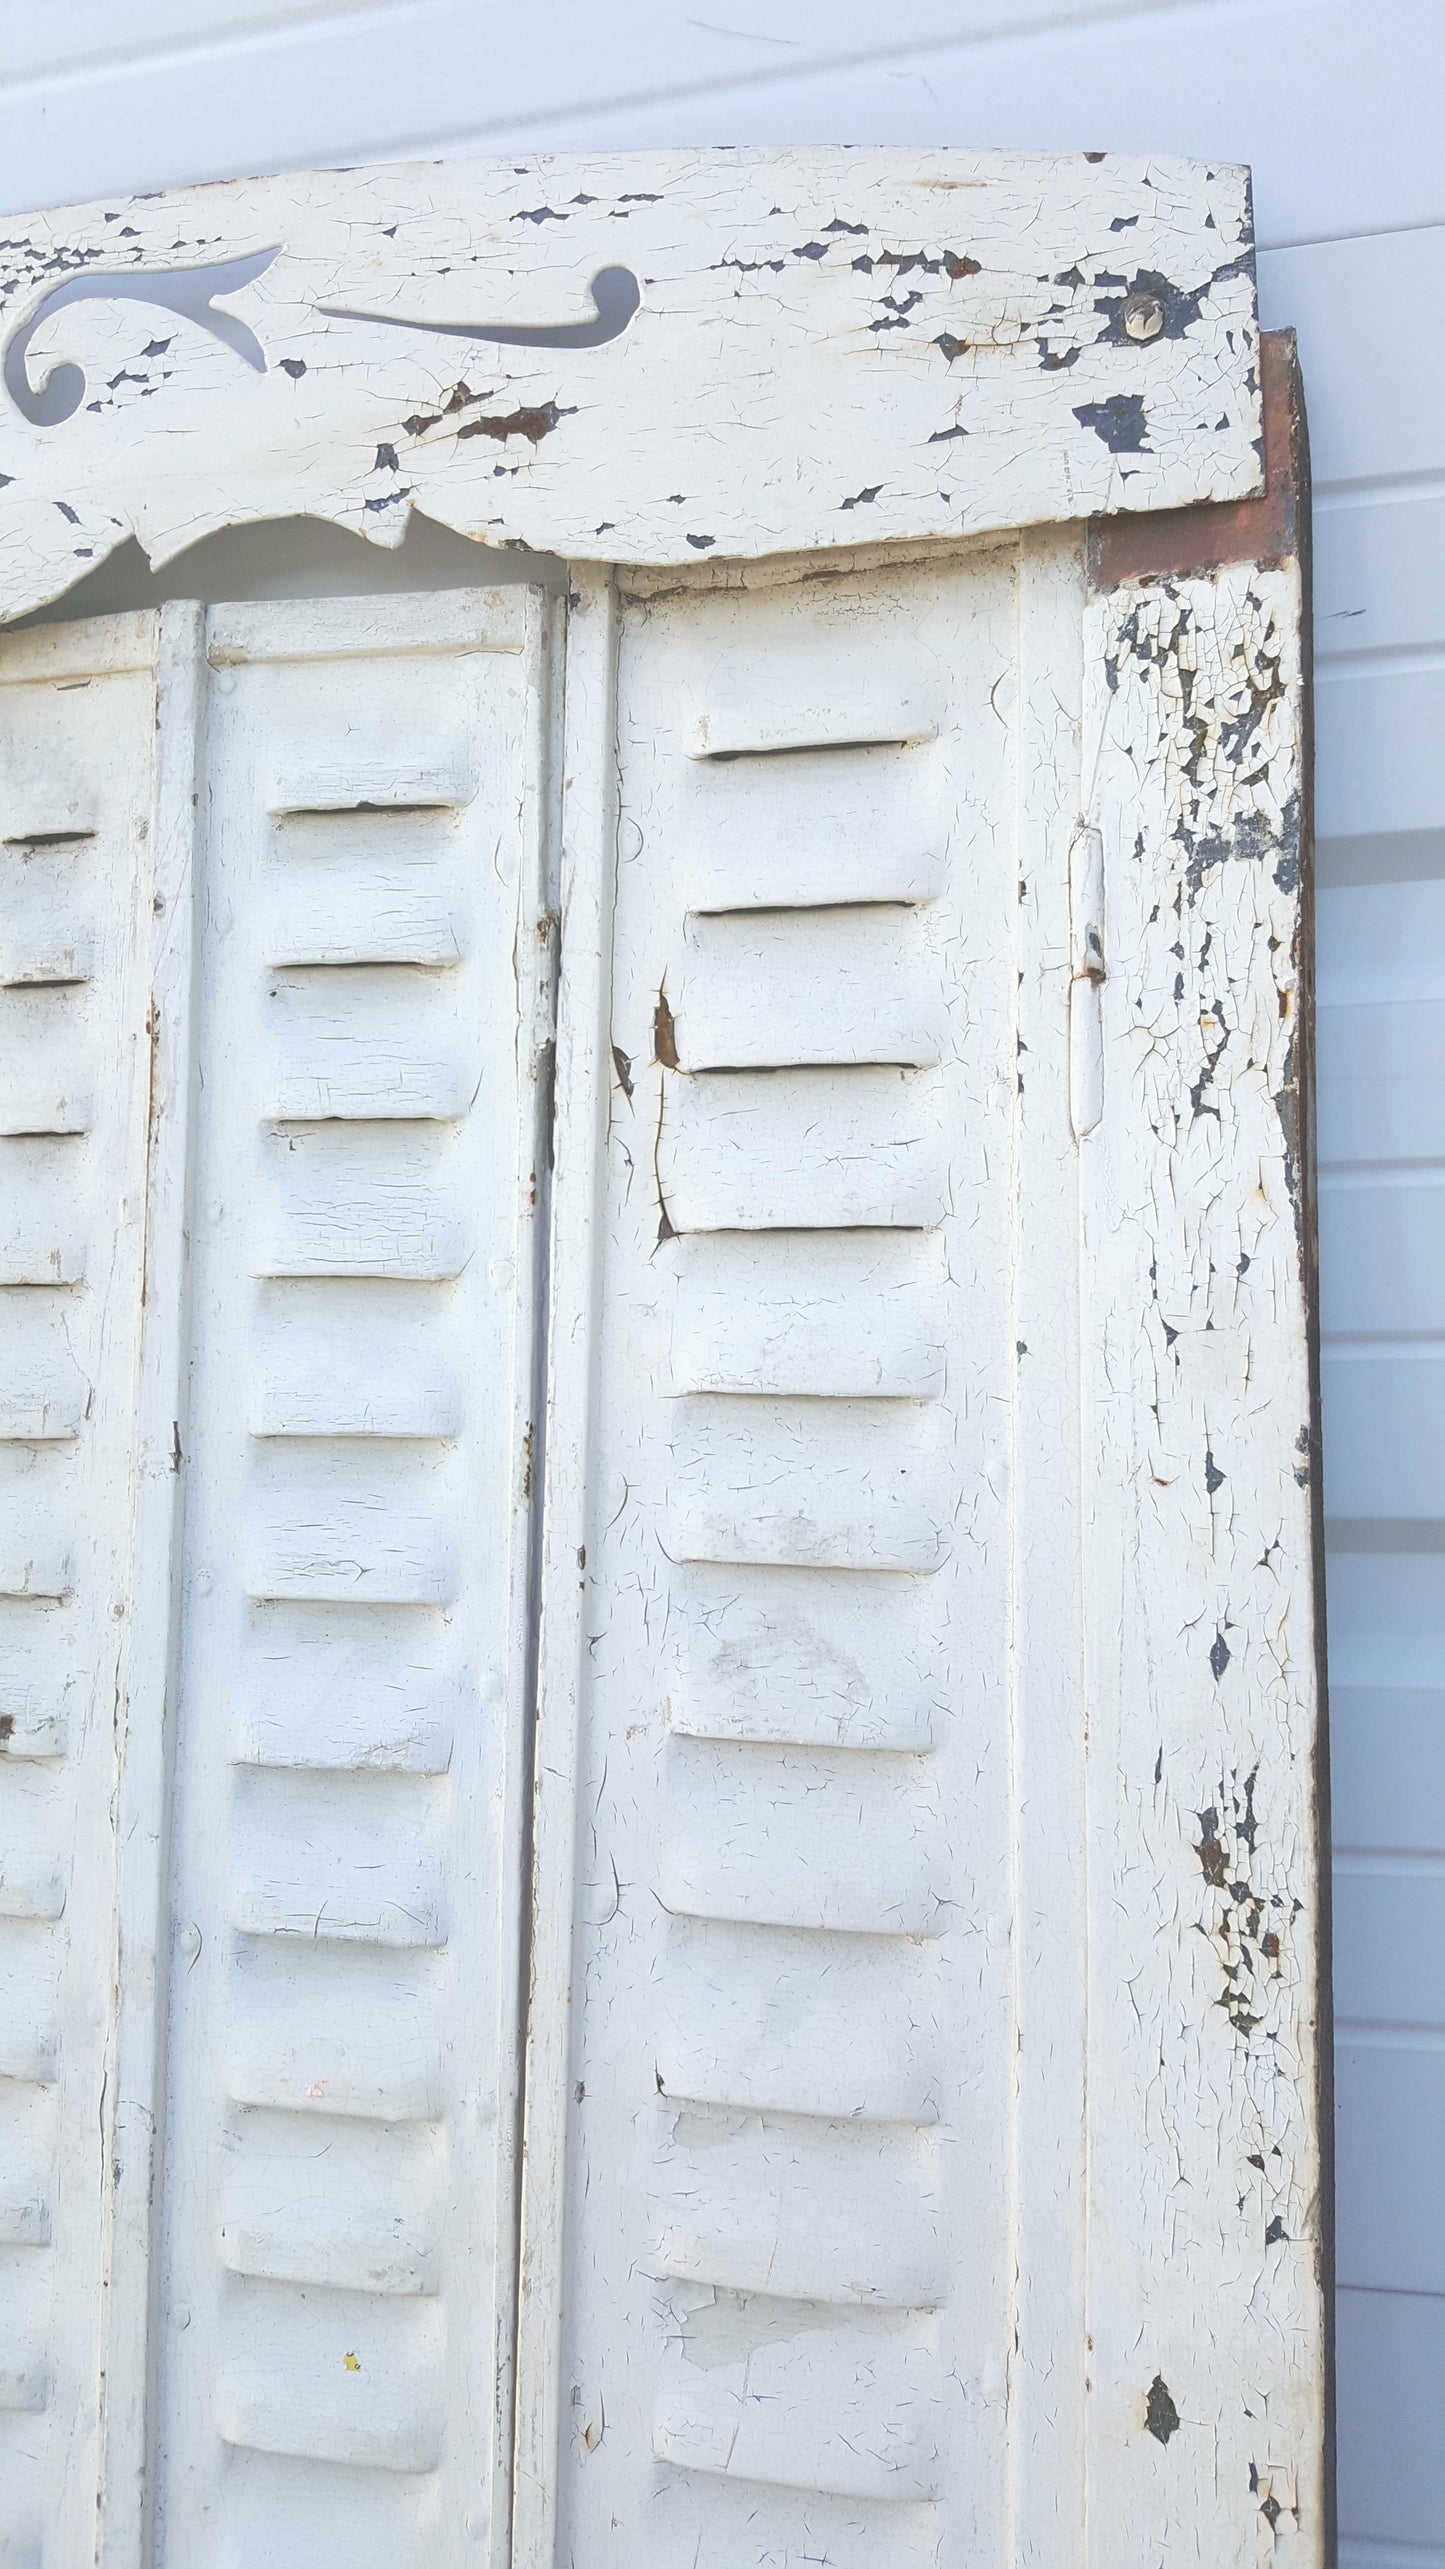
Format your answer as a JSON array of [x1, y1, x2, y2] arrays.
[[1289, 342, 1336, 2569], [511, 569, 617, 2569], [55, 607, 189, 2569], [1086, 331, 1303, 588]]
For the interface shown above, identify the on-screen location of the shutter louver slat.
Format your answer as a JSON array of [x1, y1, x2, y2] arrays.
[[660, 1067, 949, 1231], [670, 1393, 949, 1570], [672, 905, 945, 1069], [680, 742, 946, 915], [670, 1232, 945, 1399], [669, 1565, 936, 1751]]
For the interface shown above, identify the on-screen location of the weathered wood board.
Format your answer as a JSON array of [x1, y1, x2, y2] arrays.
[[1078, 343, 1328, 2564], [0, 148, 1260, 612]]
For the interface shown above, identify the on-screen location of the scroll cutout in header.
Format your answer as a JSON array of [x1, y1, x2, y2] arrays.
[[4, 254, 643, 426], [319, 263, 641, 351], [4, 249, 280, 425]]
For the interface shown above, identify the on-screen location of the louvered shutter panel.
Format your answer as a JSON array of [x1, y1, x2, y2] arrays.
[[522, 496, 1321, 2568], [146, 591, 552, 2567], [0, 590, 555, 2566], [0, 611, 185, 2568], [528, 548, 1035, 2569]]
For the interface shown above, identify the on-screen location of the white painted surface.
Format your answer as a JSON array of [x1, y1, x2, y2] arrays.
[[0, 589, 555, 2565], [521, 529, 1319, 2569], [0, 150, 1260, 613], [0, 532, 1320, 2564], [1081, 555, 1323, 2559], [156, 588, 552, 2568], [0, 613, 178, 2568], [540, 543, 1024, 2569], [0, 3, 1437, 2553]]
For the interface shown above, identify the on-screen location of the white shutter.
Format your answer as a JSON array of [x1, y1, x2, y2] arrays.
[[0, 611, 185, 2569], [526, 547, 1033, 2569]]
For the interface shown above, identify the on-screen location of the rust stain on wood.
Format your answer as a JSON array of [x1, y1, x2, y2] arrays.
[[1087, 330, 1305, 588]]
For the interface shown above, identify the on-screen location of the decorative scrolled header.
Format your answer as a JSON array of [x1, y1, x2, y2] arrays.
[[4, 254, 642, 426], [0, 147, 1260, 618]]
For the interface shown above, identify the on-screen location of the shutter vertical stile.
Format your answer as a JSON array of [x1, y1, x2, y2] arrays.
[[147, 590, 556, 2567], [533, 542, 1056, 2569], [1009, 535, 1091, 2566], [0, 613, 176, 2567], [99, 602, 206, 2568], [1080, 558, 1326, 2561], [514, 568, 618, 2569]]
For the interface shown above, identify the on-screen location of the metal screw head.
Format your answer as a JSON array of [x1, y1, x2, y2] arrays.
[[1123, 291, 1166, 344]]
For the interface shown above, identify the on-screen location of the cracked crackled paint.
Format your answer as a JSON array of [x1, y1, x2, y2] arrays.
[[0, 145, 1261, 616]]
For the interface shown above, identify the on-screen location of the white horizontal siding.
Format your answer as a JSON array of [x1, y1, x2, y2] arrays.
[[0, 0, 1196, 87], [1271, 211, 1445, 2565], [0, 0, 402, 82], [1, 5, 1440, 2556], [0, 0, 1436, 249]]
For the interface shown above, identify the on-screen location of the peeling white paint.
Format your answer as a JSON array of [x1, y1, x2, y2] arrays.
[[0, 146, 1322, 2569], [0, 147, 1260, 617], [1081, 558, 1325, 2565]]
